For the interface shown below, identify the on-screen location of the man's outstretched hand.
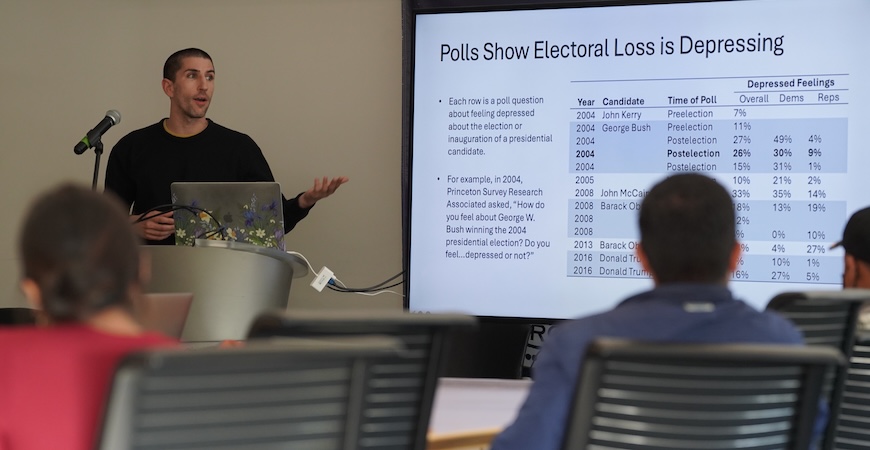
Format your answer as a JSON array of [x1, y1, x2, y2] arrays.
[[298, 176, 349, 208]]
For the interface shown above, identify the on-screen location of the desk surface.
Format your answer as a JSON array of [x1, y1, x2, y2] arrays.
[[428, 377, 532, 435]]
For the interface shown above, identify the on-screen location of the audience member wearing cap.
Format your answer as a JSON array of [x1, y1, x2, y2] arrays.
[[834, 206, 870, 288], [0, 184, 176, 450]]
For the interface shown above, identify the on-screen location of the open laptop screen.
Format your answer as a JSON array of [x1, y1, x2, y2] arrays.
[[135, 293, 194, 339]]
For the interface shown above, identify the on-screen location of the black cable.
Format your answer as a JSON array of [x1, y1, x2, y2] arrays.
[[134, 203, 215, 225], [329, 274, 404, 292], [327, 279, 404, 294], [337, 271, 404, 291], [197, 226, 228, 240], [133, 203, 226, 243]]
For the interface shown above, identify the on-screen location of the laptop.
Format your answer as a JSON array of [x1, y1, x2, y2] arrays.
[[134, 293, 194, 339], [170, 182, 285, 250]]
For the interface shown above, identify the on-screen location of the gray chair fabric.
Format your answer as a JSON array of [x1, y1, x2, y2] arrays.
[[561, 338, 844, 450], [97, 337, 403, 450], [247, 309, 476, 450], [833, 333, 870, 449], [767, 290, 870, 450]]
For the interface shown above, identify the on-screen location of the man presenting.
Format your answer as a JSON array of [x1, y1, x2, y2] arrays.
[[105, 48, 347, 244], [490, 173, 804, 450]]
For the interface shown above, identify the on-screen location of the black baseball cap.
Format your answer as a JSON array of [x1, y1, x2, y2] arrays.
[[833, 206, 870, 264]]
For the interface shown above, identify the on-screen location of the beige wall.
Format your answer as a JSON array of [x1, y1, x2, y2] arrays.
[[0, 0, 403, 311]]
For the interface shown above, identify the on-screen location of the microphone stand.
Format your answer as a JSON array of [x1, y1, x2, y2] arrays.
[[89, 139, 104, 191]]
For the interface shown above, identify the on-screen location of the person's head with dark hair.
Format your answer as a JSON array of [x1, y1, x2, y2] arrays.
[[163, 48, 213, 82], [833, 206, 870, 288], [637, 173, 740, 285], [161, 48, 216, 136], [18, 184, 145, 330]]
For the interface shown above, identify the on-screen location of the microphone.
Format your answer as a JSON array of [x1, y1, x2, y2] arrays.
[[73, 110, 121, 154]]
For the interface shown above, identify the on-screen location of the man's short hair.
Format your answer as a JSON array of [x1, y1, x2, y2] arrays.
[[834, 206, 870, 264], [639, 173, 736, 284], [163, 48, 213, 82]]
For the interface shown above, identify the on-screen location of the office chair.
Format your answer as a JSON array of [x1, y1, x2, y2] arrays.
[[247, 309, 476, 450], [0, 307, 37, 326], [767, 289, 870, 449], [96, 336, 403, 450], [833, 331, 870, 449], [561, 338, 844, 450]]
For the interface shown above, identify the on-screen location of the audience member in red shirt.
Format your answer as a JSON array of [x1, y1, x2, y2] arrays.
[[0, 184, 176, 450]]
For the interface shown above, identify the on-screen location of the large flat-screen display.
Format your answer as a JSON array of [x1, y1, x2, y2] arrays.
[[403, 0, 870, 320]]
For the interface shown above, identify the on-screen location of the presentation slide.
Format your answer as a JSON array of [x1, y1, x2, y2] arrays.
[[408, 0, 870, 319]]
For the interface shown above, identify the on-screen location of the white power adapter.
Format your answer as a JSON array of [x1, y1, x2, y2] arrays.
[[310, 266, 334, 292]]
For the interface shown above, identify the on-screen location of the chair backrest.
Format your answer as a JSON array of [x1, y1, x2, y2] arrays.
[[247, 309, 477, 450], [97, 336, 403, 450], [834, 332, 870, 449], [767, 289, 870, 449], [0, 307, 37, 326], [562, 338, 844, 450]]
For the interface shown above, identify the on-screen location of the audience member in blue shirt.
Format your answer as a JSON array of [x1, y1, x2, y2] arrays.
[[490, 173, 806, 450]]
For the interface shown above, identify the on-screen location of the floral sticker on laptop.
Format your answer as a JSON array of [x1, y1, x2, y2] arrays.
[[173, 194, 285, 249]]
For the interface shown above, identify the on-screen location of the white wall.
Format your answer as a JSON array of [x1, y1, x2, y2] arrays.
[[0, 0, 403, 311]]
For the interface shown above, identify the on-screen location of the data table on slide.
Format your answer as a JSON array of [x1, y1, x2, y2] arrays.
[[567, 74, 847, 285]]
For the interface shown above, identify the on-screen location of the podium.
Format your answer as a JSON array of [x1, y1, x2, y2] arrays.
[[142, 240, 308, 342]]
